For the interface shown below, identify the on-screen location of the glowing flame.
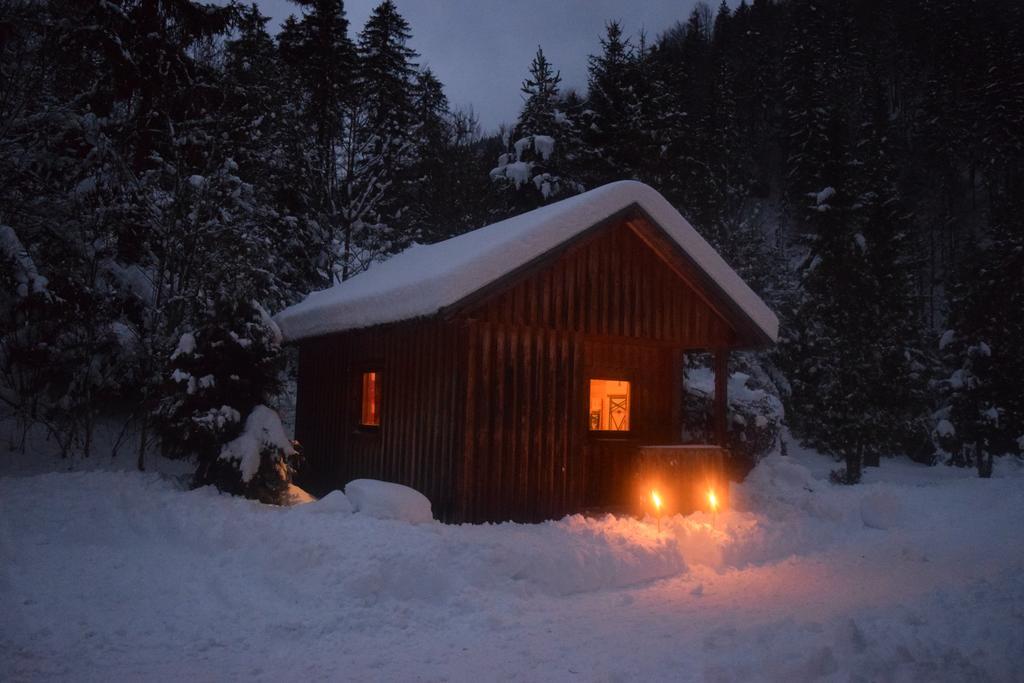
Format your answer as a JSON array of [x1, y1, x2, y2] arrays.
[[707, 489, 719, 511], [650, 489, 663, 512]]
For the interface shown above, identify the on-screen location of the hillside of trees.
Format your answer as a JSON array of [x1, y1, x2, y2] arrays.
[[1, 0, 1021, 492]]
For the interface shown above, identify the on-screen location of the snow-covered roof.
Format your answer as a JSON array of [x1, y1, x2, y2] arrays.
[[275, 181, 779, 343]]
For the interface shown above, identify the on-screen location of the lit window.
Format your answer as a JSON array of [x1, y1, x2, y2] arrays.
[[589, 378, 631, 431], [360, 371, 379, 426]]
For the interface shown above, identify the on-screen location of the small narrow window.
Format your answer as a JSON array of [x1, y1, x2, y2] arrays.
[[360, 371, 380, 427], [589, 378, 631, 431]]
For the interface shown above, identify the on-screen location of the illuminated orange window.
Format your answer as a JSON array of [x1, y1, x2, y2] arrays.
[[588, 378, 631, 431], [360, 372, 380, 427]]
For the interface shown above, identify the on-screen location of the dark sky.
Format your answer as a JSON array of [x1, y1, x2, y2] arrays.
[[253, 0, 709, 133]]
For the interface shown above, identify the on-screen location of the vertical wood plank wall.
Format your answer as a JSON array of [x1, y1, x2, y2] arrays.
[[294, 320, 466, 521], [469, 220, 733, 346], [457, 323, 584, 522]]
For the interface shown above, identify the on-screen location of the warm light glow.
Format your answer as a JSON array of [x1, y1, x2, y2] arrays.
[[589, 378, 631, 431], [360, 372, 379, 426], [651, 489, 663, 512], [707, 489, 719, 511]]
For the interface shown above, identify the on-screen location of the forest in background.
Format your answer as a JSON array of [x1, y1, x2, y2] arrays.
[[1, 0, 1021, 497]]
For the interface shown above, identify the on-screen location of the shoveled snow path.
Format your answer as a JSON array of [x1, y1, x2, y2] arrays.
[[2, 455, 1022, 682]]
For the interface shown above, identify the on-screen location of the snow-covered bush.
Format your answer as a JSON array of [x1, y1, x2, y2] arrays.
[[683, 361, 784, 471], [155, 299, 300, 503], [209, 404, 300, 504]]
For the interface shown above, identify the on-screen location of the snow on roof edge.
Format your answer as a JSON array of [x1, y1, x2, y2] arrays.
[[275, 181, 779, 344]]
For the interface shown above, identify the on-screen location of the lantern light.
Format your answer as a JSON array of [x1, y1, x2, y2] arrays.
[[708, 488, 719, 528], [650, 489, 663, 532]]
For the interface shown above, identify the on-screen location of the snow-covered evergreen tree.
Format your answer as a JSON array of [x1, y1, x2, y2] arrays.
[[580, 22, 644, 186], [490, 47, 581, 212], [402, 69, 494, 243], [157, 299, 298, 502], [224, 4, 323, 303], [278, 0, 358, 282], [517, 46, 562, 138], [938, 192, 1024, 476], [348, 0, 420, 268], [782, 74, 930, 481]]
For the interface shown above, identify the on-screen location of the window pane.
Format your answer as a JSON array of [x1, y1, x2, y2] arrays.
[[589, 378, 630, 431], [361, 371, 379, 426]]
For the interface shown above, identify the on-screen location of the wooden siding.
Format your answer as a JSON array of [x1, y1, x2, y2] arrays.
[[458, 333, 703, 521], [458, 322, 582, 522], [464, 218, 734, 348], [294, 320, 466, 521]]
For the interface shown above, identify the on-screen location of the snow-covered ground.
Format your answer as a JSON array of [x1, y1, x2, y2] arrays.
[[2, 442, 1022, 682]]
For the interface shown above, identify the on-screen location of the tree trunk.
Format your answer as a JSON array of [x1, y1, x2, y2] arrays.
[[977, 446, 993, 479], [845, 442, 863, 484], [137, 415, 148, 472], [864, 449, 880, 468]]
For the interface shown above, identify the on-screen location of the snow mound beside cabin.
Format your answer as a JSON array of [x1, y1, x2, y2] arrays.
[[297, 489, 352, 513], [345, 479, 433, 524]]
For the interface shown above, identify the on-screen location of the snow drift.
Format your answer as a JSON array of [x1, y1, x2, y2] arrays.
[[2, 448, 1022, 681]]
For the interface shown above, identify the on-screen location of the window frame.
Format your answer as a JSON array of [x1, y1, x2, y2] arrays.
[[355, 364, 382, 432], [586, 373, 636, 439]]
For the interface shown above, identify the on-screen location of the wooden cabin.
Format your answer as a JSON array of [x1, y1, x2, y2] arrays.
[[276, 181, 778, 523]]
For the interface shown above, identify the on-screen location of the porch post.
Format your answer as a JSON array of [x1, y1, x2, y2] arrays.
[[713, 348, 728, 446], [672, 348, 685, 442]]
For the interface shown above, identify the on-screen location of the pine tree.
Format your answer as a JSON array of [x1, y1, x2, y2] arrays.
[[517, 47, 562, 138], [349, 0, 420, 266], [490, 47, 581, 212], [582, 22, 642, 185], [437, 107, 500, 234], [224, 4, 322, 303], [157, 299, 298, 502], [780, 0, 848, 216], [850, 78, 932, 465], [783, 66, 931, 481], [939, 194, 1024, 476], [402, 68, 453, 243], [278, 0, 358, 282]]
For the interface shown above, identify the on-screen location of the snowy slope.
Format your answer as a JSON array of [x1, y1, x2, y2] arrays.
[[275, 181, 779, 342], [2, 447, 1022, 681]]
